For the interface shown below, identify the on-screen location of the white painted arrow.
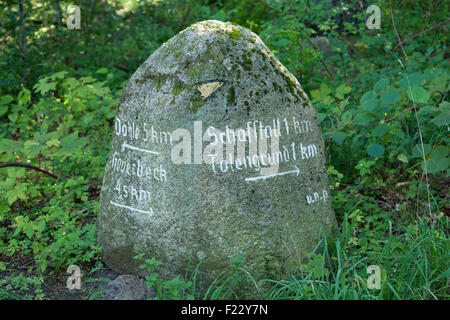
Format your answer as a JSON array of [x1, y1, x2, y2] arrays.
[[245, 166, 300, 182], [110, 200, 154, 215], [121, 142, 159, 155]]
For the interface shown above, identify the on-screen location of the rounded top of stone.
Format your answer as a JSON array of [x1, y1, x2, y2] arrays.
[[125, 19, 309, 112], [180, 19, 259, 44], [187, 20, 246, 33]]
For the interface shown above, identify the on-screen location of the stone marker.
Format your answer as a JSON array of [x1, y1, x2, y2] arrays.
[[97, 20, 337, 292]]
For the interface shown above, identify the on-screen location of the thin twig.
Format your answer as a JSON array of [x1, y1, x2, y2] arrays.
[[113, 64, 129, 72], [364, 104, 417, 127], [255, 0, 280, 13], [383, 104, 417, 123], [305, 37, 336, 81], [0, 161, 60, 179], [392, 18, 450, 52], [389, 0, 410, 65]]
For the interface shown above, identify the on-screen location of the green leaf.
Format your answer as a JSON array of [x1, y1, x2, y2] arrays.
[[37, 220, 46, 232], [50, 71, 68, 80], [355, 112, 374, 126], [33, 78, 57, 95], [304, 253, 328, 279], [397, 154, 409, 163], [311, 83, 333, 105], [360, 91, 376, 104], [332, 131, 347, 145], [371, 124, 390, 137], [61, 132, 88, 155], [432, 101, 449, 127], [426, 146, 449, 174], [24, 225, 34, 239], [360, 91, 379, 112], [0, 95, 14, 105], [40, 259, 47, 272], [6, 190, 18, 205], [374, 78, 389, 92], [46, 138, 60, 147], [0, 139, 23, 154], [211, 9, 227, 21], [7, 168, 26, 179], [367, 143, 385, 157], [0, 105, 8, 117], [399, 73, 426, 88], [18, 88, 31, 106], [418, 105, 438, 116], [24, 140, 43, 157], [335, 84, 352, 99], [361, 97, 379, 112], [8, 112, 18, 122], [380, 89, 400, 105], [6, 183, 27, 205], [407, 86, 429, 104], [412, 143, 431, 158], [95, 68, 108, 74]]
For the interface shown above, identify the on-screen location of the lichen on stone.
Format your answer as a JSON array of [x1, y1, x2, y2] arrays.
[[229, 27, 242, 40], [227, 85, 236, 106]]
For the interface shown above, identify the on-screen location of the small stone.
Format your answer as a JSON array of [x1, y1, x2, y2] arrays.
[[101, 275, 156, 300]]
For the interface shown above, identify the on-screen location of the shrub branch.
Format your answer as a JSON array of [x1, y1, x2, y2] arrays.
[[0, 161, 60, 179]]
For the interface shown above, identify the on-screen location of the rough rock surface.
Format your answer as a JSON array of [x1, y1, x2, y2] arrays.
[[102, 275, 156, 300], [97, 20, 337, 293]]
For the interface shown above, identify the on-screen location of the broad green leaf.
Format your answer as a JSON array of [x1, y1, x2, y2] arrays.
[[311, 83, 333, 105], [211, 9, 227, 21], [50, 71, 68, 80], [24, 140, 43, 157], [96, 67, 108, 74], [33, 78, 57, 95], [0, 95, 14, 105], [6, 190, 19, 205], [412, 143, 431, 158], [18, 88, 31, 106], [432, 101, 449, 127], [317, 113, 327, 122], [46, 138, 60, 147], [332, 131, 347, 145], [7, 168, 26, 179], [360, 90, 377, 104], [426, 146, 449, 174], [399, 73, 426, 88], [374, 78, 389, 92], [397, 154, 409, 163], [355, 112, 374, 126], [371, 124, 390, 137], [6, 184, 27, 205], [367, 143, 384, 157], [37, 220, 46, 232], [61, 132, 88, 155], [0, 139, 23, 154], [335, 84, 352, 99], [8, 112, 18, 122], [407, 86, 429, 104], [24, 225, 34, 239], [361, 96, 379, 112], [381, 89, 400, 105], [418, 105, 438, 116], [0, 105, 7, 117]]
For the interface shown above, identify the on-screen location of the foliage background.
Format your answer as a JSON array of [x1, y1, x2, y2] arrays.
[[0, 0, 448, 299]]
